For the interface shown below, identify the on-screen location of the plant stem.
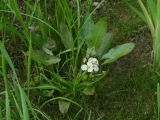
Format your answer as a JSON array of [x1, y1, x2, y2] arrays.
[[27, 33, 32, 96]]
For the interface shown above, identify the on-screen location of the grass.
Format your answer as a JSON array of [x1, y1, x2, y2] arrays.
[[95, 66, 157, 119], [127, 0, 160, 71], [0, 0, 159, 119], [90, 0, 159, 119]]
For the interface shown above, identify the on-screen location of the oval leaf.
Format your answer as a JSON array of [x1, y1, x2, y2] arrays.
[[58, 101, 70, 114], [60, 23, 73, 49], [102, 43, 135, 64], [31, 50, 61, 66], [83, 87, 95, 95], [96, 33, 112, 57], [85, 19, 107, 48]]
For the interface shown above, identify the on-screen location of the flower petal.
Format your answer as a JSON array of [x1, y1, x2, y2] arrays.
[[88, 57, 94, 62], [92, 58, 98, 65], [87, 61, 93, 67], [88, 66, 94, 73], [94, 66, 99, 72], [81, 64, 87, 71]]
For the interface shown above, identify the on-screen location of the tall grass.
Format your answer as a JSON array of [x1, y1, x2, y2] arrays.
[[0, 0, 99, 118], [0, 0, 52, 119], [0, 14, 51, 120], [0, 0, 134, 119], [128, 0, 160, 71]]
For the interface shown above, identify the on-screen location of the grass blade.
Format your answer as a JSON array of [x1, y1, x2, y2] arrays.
[[0, 42, 18, 81], [154, 0, 160, 69], [0, 107, 2, 120], [1, 45, 11, 120], [19, 87, 29, 120], [138, 0, 155, 37], [126, 2, 146, 23], [147, 0, 157, 25], [157, 83, 160, 120]]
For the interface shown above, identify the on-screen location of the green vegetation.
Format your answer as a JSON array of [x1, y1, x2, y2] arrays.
[[128, 0, 160, 71], [0, 0, 159, 119]]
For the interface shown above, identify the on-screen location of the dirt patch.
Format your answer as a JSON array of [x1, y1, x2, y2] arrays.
[[112, 26, 152, 73]]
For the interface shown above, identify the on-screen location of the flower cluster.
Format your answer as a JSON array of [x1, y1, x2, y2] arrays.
[[81, 57, 99, 73]]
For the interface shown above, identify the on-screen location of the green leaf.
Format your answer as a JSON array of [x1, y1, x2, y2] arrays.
[[41, 90, 55, 97], [42, 48, 53, 56], [30, 84, 62, 92], [3, 16, 26, 45], [60, 23, 73, 49], [147, 0, 157, 25], [138, 0, 155, 37], [45, 57, 61, 65], [93, 20, 107, 48], [79, 17, 94, 42], [0, 42, 18, 80], [86, 47, 96, 57], [31, 33, 45, 48], [31, 50, 61, 65], [0, 20, 3, 31], [102, 43, 135, 64], [155, 0, 160, 69], [42, 39, 56, 50], [42, 39, 56, 55], [158, 0, 160, 15], [0, 107, 2, 120], [126, 2, 146, 23], [19, 87, 29, 120], [83, 87, 95, 95], [85, 19, 107, 48], [157, 83, 160, 120], [37, 6, 48, 41], [6, 91, 11, 120], [96, 33, 112, 57], [58, 101, 70, 114]]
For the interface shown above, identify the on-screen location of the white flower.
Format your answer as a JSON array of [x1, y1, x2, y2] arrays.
[[88, 57, 98, 65], [81, 57, 99, 73], [81, 64, 87, 71]]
